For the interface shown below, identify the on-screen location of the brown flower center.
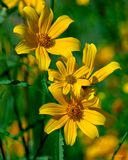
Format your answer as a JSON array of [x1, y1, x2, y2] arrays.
[[36, 33, 54, 48], [66, 75, 76, 84], [67, 102, 83, 121]]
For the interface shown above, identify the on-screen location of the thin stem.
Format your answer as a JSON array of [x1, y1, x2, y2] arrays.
[[111, 132, 128, 160], [12, 88, 29, 160], [33, 134, 48, 160], [50, 0, 54, 11], [0, 137, 6, 160]]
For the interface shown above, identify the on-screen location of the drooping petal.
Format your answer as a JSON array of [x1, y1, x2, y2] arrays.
[[77, 119, 99, 139], [23, 6, 39, 33], [67, 56, 76, 75], [89, 61, 121, 84], [35, 46, 51, 71], [82, 43, 97, 78], [15, 41, 35, 54], [56, 60, 67, 75], [64, 119, 77, 146], [44, 115, 68, 134], [48, 69, 63, 81], [63, 83, 71, 95], [73, 66, 89, 78], [49, 85, 68, 106], [72, 83, 81, 98], [39, 103, 66, 115], [13, 24, 27, 38], [82, 96, 101, 108], [38, 4, 53, 33], [48, 15, 74, 39], [84, 110, 106, 125], [77, 79, 90, 86], [47, 38, 80, 58]]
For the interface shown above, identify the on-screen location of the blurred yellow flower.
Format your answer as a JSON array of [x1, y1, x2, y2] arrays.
[[4, 118, 32, 157], [83, 43, 121, 84], [39, 87, 106, 146], [123, 82, 128, 94], [17, 54, 39, 84], [96, 46, 115, 65], [85, 133, 118, 160], [48, 56, 90, 97], [13, 4, 80, 71], [84, 133, 128, 160], [76, 0, 90, 6]]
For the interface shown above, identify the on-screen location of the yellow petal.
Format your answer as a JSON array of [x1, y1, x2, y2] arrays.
[[82, 96, 101, 108], [77, 119, 99, 139], [63, 83, 71, 95], [23, 6, 39, 33], [48, 69, 63, 81], [64, 119, 77, 146], [90, 61, 121, 84], [39, 103, 66, 115], [36, 46, 51, 71], [38, 4, 53, 33], [47, 38, 80, 58], [67, 56, 76, 74], [15, 41, 35, 54], [49, 85, 68, 106], [82, 43, 97, 78], [84, 110, 106, 125], [13, 24, 27, 37], [56, 60, 67, 75], [44, 115, 68, 134], [72, 83, 81, 98], [48, 15, 74, 39], [77, 79, 90, 86], [73, 66, 89, 78]]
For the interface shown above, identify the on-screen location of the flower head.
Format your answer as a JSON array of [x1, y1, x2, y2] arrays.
[[39, 86, 106, 146], [48, 56, 90, 97], [82, 43, 121, 84], [13, 3, 80, 71]]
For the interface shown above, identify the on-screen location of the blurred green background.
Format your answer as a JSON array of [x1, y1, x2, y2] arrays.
[[0, 0, 128, 159]]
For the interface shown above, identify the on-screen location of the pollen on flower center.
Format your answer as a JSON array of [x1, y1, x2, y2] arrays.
[[36, 33, 54, 48], [66, 75, 76, 84], [67, 102, 83, 121]]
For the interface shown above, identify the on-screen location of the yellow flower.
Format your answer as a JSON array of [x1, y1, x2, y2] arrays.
[[83, 43, 121, 84], [48, 43, 120, 97], [48, 56, 90, 97], [18, 0, 45, 14], [76, 0, 90, 6], [13, 4, 80, 71], [39, 87, 106, 146], [2, 0, 18, 8], [2, 0, 44, 13]]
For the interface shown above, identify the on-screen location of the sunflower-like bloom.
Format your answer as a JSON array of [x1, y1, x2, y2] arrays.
[[39, 87, 106, 146], [82, 43, 121, 84], [48, 43, 120, 97], [48, 56, 90, 97], [13, 4, 80, 71]]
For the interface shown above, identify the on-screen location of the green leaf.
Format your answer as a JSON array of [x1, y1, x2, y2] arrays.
[[0, 79, 31, 87], [43, 130, 64, 160], [0, 129, 18, 140]]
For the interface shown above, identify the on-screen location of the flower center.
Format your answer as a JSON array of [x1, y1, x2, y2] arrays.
[[66, 75, 76, 84], [67, 102, 83, 121], [36, 33, 54, 48]]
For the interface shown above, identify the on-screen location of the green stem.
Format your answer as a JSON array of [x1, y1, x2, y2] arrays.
[[33, 133, 48, 160], [51, 0, 54, 11], [0, 137, 6, 160], [111, 132, 128, 160]]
